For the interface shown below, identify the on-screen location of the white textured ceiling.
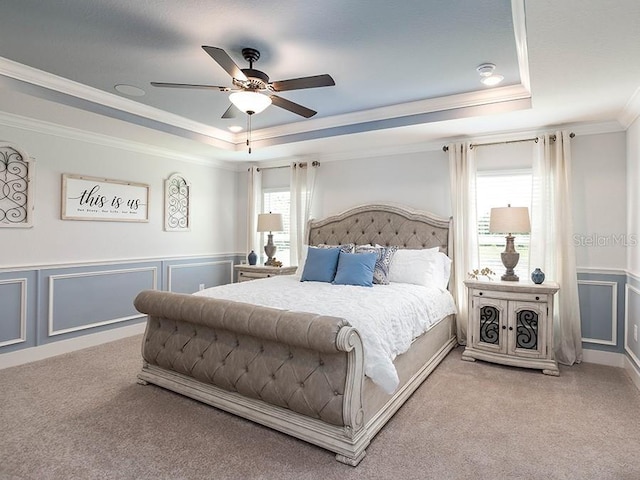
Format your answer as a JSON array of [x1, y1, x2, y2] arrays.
[[0, 0, 639, 163]]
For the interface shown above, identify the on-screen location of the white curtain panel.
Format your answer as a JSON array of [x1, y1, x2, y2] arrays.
[[448, 143, 478, 344], [290, 161, 318, 267], [530, 131, 583, 365], [246, 166, 262, 260]]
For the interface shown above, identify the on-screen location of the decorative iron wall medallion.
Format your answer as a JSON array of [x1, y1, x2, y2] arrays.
[[164, 173, 190, 231], [0, 142, 33, 228]]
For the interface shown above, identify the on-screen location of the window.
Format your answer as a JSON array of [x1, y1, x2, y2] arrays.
[[476, 171, 532, 280], [262, 189, 291, 265]]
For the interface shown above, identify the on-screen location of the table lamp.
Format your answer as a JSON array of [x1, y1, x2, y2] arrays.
[[489, 204, 531, 281], [257, 212, 284, 266]]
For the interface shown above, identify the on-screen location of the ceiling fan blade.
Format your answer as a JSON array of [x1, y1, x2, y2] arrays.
[[151, 82, 228, 91], [270, 95, 317, 118], [270, 74, 335, 92], [221, 104, 240, 119], [202, 46, 248, 82]]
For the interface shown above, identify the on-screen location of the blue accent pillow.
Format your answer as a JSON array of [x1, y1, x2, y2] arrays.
[[332, 252, 377, 287], [300, 247, 340, 283]]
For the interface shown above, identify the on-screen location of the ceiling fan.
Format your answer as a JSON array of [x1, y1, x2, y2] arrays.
[[151, 46, 335, 119]]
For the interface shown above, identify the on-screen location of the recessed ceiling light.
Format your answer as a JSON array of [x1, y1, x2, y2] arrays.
[[476, 63, 504, 87], [481, 74, 504, 86], [228, 125, 243, 133], [114, 84, 146, 97]]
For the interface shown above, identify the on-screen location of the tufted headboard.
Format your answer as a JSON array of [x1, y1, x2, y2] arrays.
[[306, 204, 453, 258]]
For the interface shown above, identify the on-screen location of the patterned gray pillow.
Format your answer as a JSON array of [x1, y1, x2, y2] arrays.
[[355, 245, 398, 285], [318, 243, 355, 254]]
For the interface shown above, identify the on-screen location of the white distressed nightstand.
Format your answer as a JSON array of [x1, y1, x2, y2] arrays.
[[234, 264, 298, 282], [462, 279, 560, 376]]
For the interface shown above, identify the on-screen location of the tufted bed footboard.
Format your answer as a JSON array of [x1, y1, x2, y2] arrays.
[[134, 289, 370, 465]]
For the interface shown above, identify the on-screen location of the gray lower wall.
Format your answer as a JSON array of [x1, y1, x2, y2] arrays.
[[3, 261, 638, 371], [624, 273, 640, 372], [0, 255, 241, 354]]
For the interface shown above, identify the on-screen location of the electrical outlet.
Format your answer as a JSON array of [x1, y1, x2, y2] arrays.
[[634, 324, 638, 342], [198, 283, 205, 291]]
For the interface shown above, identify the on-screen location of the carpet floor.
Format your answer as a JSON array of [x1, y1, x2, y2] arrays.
[[1, 336, 639, 480]]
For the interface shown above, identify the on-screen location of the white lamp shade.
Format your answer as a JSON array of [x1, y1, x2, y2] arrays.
[[229, 91, 272, 114], [489, 206, 531, 234], [257, 213, 284, 232]]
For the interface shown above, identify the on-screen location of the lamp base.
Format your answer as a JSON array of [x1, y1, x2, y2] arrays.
[[264, 233, 277, 266], [500, 235, 520, 282]]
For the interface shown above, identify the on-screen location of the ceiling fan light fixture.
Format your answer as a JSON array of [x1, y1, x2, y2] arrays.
[[229, 91, 272, 114]]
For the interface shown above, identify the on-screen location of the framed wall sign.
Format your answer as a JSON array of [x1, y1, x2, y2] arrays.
[[61, 174, 149, 222]]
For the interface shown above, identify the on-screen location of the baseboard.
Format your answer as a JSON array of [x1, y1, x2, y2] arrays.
[[581, 348, 625, 368], [624, 356, 640, 392], [0, 322, 146, 370]]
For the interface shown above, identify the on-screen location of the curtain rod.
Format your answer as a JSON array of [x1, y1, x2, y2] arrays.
[[442, 132, 575, 152], [252, 160, 320, 172]]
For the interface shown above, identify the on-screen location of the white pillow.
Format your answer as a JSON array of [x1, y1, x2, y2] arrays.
[[388, 248, 439, 287], [433, 252, 452, 289], [388, 247, 451, 289]]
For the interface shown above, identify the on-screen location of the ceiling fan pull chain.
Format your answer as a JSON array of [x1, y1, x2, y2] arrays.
[[247, 113, 252, 154]]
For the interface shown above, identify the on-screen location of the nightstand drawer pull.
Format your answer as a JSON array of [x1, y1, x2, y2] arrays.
[[535, 296, 540, 300], [479, 292, 483, 296], [502, 325, 506, 330], [509, 326, 514, 331]]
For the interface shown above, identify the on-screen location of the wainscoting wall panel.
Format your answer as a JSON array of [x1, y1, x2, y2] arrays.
[[46, 265, 158, 337], [577, 271, 626, 353], [624, 275, 640, 372], [0, 254, 239, 357], [165, 259, 234, 294], [0, 271, 37, 352], [0, 278, 27, 347], [578, 280, 618, 346]]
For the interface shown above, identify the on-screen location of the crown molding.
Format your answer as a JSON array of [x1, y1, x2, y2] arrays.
[[249, 84, 531, 142], [0, 56, 235, 144], [619, 86, 640, 129], [511, 0, 531, 93], [0, 110, 238, 170], [317, 120, 626, 163]]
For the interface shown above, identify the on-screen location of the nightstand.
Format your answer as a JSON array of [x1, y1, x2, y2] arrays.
[[462, 279, 560, 376], [234, 264, 298, 282]]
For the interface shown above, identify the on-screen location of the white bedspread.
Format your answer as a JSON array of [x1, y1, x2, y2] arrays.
[[194, 276, 456, 394]]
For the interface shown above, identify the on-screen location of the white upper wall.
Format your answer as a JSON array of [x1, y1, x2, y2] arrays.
[[2, 111, 626, 273], [314, 150, 451, 219], [236, 131, 627, 271], [627, 117, 640, 276], [0, 120, 239, 268], [572, 132, 627, 271]]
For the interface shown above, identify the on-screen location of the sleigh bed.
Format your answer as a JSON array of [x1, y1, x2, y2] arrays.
[[134, 204, 457, 466]]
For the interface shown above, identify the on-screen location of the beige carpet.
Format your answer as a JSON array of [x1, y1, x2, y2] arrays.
[[1, 336, 639, 480]]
